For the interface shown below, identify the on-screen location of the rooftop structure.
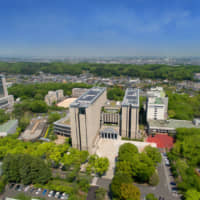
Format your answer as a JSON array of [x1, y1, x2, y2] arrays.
[[72, 88, 90, 98], [70, 87, 106, 108], [148, 119, 200, 134], [0, 120, 18, 137], [122, 88, 139, 107], [20, 118, 47, 141], [57, 97, 77, 108]]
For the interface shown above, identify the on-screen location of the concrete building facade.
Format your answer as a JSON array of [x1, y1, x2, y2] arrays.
[[121, 88, 140, 139], [0, 75, 14, 110], [146, 87, 168, 121], [70, 87, 107, 153], [72, 88, 89, 98], [45, 90, 64, 106]]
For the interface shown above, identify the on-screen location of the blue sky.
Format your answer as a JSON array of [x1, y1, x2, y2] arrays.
[[0, 0, 200, 57]]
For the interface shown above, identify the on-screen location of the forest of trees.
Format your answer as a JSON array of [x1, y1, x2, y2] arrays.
[[1, 61, 200, 80], [167, 91, 200, 120], [168, 128, 200, 199]]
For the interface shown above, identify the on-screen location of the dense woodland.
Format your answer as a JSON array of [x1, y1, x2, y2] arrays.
[[1, 61, 200, 80], [167, 91, 200, 120], [168, 128, 200, 199], [0, 134, 109, 199]]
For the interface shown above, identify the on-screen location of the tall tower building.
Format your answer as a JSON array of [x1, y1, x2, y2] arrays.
[[121, 88, 140, 139], [70, 87, 107, 153], [0, 75, 8, 98]]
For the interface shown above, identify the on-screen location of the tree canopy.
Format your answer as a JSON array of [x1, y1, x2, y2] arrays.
[[1, 61, 200, 80]]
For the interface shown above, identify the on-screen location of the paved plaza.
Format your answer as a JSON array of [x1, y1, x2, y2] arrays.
[[95, 136, 156, 179]]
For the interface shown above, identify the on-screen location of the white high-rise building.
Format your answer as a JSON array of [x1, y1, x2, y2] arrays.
[[146, 87, 168, 121], [0, 75, 14, 110]]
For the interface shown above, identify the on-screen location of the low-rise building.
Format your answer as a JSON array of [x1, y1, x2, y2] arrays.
[[45, 90, 64, 106], [0, 120, 18, 137], [148, 119, 200, 134], [53, 115, 71, 137], [20, 118, 47, 141]]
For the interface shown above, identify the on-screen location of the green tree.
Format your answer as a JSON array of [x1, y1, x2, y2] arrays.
[[95, 187, 106, 200], [185, 189, 200, 200], [0, 109, 9, 124], [48, 112, 62, 124], [146, 193, 158, 200], [110, 173, 132, 198], [144, 146, 161, 165], [149, 171, 159, 186], [120, 183, 140, 200]]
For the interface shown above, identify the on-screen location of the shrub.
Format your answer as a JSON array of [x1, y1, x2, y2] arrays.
[[149, 171, 159, 186], [146, 193, 158, 200]]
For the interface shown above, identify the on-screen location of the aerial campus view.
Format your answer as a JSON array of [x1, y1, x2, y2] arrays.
[[1, 0, 200, 200]]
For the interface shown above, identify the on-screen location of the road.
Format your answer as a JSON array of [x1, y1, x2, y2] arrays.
[[135, 154, 180, 200], [95, 154, 181, 200]]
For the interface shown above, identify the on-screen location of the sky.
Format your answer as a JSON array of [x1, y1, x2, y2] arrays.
[[0, 0, 200, 57]]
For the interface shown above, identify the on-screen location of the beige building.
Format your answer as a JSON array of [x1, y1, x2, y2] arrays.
[[45, 90, 64, 106], [121, 88, 140, 139], [0, 75, 14, 110], [72, 88, 89, 98], [70, 87, 107, 153]]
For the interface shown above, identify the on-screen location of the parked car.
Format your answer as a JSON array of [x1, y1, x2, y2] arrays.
[[35, 188, 42, 195], [42, 189, 47, 195], [48, 190, 54, 197], [9, 183, 15, 189], [55, 192, 60, 198], [61, 193, 69, 200], [15, 185, 22, 191], [24, 185, 30, 192]]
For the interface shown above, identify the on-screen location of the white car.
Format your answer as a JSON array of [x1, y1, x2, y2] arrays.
[[35, 188, 42, 195], [61, 193, 69, 199], [48, 190, 54, 197], [24, 185, 30, 192], [55, 191, 60, 198]]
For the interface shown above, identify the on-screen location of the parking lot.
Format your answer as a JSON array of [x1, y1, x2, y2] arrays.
[[1, 184, 69, 200]]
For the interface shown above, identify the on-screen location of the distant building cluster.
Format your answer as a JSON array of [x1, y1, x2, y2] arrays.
[[0, 75, 14, 110], [44, 89, 64, 106]]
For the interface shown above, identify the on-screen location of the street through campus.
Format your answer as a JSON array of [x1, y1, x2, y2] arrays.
[[136, 154, 180, 200], [95, 154, 180, 200]]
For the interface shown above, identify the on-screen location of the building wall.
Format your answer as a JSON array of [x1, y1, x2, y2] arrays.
[[147, 104, 165, 120], [121, 106, 139, 139], [0, 75, 8, 98], [70, 89, 107, 153]]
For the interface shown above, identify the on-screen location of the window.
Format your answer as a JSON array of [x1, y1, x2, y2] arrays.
[[79, 107, 86, 114]]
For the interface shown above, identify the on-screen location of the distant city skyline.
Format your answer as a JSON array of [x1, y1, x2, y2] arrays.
[[1, 0, 200, 57]]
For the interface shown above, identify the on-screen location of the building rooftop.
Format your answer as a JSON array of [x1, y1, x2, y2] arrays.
[[54, 115, 71, 126], [122, 88, 139, 107], [148, 119, 200, 130], [0, 120, 18, 132], [70, 87, 106, 108], [148, 97, 164, 105]]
